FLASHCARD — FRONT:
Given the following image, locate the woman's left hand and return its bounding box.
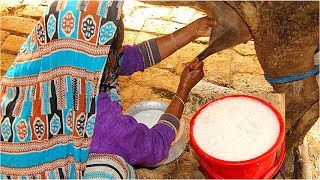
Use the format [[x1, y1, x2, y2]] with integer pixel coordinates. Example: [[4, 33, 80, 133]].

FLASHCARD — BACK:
[[190, 16, 217, 38]]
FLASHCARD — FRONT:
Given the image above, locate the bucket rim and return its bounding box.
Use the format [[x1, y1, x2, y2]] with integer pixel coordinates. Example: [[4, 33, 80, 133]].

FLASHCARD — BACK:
[[190, 94, 285, 167]]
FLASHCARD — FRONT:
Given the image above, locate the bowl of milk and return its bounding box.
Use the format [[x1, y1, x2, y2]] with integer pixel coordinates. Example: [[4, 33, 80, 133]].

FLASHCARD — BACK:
[[190, 95, 285, 179], [125, 100, 188, 166]]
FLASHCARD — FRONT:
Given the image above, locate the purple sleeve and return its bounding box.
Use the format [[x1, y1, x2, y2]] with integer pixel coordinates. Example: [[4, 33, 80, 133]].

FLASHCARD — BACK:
[[120, 44, 145, 76], [90, 92, 175, 166], [120, 39, 161, 76]]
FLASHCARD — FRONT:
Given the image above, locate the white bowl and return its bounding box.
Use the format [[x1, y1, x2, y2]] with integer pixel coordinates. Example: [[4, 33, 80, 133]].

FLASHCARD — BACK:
[[125, 100, 187, 166]]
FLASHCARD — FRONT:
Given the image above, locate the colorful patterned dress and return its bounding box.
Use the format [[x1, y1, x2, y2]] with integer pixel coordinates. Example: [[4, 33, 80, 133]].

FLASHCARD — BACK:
[[0, 0, 125, 178], [0, 0, 181, 179]]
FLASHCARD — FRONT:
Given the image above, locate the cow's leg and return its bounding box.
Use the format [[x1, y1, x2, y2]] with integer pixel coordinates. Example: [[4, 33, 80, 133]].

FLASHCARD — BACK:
[[251, 2, 319, 151], [255, 41, 318, 179], [260, 53, 318, 150]]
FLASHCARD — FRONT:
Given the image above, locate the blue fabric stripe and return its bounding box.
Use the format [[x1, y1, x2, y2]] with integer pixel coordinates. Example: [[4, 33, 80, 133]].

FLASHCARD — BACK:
[[85, 81, 93, 113], [97, 0, 108, 18], [0, 143, 89, 168], [48, 170, 56, 179], [68, 163, 76, 179], [264, 65, 319, 84], [63, 76, 73, 135], [41, 81, 51, 115], [4, 50, 108, 78], [84, 171, 115, 179]]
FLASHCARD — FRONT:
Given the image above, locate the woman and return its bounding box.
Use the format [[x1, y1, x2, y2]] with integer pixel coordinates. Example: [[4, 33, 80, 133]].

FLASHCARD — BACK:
[[0, 0, 215, 179]]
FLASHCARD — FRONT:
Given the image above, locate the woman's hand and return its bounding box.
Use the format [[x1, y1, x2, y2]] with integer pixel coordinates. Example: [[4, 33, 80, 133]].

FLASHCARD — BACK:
[[189, 16, 217, 38], [164, 59, 204, 120], [178, 59, 204, 92]]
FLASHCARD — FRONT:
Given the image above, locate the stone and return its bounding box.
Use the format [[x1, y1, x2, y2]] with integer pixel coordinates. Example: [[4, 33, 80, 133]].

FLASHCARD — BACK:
[[16, 5, 46, 18], [1, 31, 10, 45], [130, 6, 171, 20], [232, 41, 256, 56], [172, 42, 209, 74], [119, 67, 180, 99], [0, 0, 23, 8], [1, 53, 16, 70], [170, 6, 197, 24], [0, 6, 9, 16], [119, 74, 172, 111], [0, 16, 37, 34], [191, 11, 207, 21], [123, 31, 139, 45], [232, 73, 273, 92], [119, 72, 143, 87], [140, 67, 180, 93], [22, 0, 45, 6], [133, 1, 156, 8], [204, 59, 232, 86], [123, 0, 136, 16], [142, 19, 185, 35], [194, 36, 209, 44], [2, 35, 26, 53], [197, 49, 236, 86], [231, 55, 264, 74], [119, 83, 154, 111], [123, 15, 145, 31], [134, 32, 157, 44]]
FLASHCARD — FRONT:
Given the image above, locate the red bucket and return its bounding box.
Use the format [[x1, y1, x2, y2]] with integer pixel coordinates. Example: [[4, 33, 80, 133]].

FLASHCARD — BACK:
[[190, 95, 285, 179]]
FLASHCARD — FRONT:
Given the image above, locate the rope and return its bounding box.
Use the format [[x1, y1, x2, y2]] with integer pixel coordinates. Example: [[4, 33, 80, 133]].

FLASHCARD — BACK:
[[264, 65, 319, 84]]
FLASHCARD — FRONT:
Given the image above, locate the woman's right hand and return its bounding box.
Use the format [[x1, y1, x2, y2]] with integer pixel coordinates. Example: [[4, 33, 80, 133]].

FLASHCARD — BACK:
[[178, 59, 204, 92]]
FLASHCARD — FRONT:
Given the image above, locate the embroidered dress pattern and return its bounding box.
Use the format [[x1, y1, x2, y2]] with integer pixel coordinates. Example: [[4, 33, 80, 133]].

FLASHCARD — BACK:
[[16, 120, 28, 141], [82, 15, 96, 41], [61, 11, 75, 37], [0, 0, 122, 178], [37, 22, 46, 45], [47, 14, 57, 40], [99, 21, 117, 45]]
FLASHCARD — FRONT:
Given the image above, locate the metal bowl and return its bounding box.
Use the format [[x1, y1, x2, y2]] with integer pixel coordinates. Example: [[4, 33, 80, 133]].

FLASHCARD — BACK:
[[125, 100, 188, 166]]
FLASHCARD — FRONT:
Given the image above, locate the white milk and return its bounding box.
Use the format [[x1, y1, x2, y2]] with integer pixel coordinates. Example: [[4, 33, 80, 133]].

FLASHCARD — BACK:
[[134, 110, 164, 128], [193, 97, 280, 161]]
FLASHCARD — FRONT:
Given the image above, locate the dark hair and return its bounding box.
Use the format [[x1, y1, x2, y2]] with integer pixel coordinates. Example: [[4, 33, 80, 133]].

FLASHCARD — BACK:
[[99, 19, 124, 92]]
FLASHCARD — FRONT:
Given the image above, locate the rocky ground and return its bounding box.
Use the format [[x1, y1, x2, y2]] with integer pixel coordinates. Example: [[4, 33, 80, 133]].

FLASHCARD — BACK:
[[0, 0, 319, 178]]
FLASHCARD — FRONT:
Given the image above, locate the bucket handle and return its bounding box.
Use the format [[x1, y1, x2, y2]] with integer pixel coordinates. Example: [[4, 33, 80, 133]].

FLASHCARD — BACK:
[[263, 141, 286, 179]]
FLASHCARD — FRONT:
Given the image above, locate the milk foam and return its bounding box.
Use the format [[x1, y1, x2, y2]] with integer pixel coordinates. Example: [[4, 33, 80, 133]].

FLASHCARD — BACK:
[[134, 110, 164, 128], [193, 97, 280, 161]]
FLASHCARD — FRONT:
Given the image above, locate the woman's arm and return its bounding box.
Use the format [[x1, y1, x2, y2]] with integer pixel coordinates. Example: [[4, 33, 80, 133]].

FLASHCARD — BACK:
[[91, 60, 204, 166], [119, 17, 216, 76], [90, 92, 176, 166], [164, 60, 204, 119], [156, 17, 217, 60]]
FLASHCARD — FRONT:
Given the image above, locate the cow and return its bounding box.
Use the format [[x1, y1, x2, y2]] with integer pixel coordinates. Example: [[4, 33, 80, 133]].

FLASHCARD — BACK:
[[139, 1, 319, 179]]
